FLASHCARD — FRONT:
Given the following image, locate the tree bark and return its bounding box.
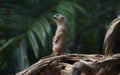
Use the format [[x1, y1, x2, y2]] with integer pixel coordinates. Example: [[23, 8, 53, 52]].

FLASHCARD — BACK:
[[16, 54, 120, 75]]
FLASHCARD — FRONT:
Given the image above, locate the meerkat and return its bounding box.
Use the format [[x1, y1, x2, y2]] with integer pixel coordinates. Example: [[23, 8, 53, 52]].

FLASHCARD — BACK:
[[52, 14, 66, 55], [70, 61, 94, 75], [103, 18, 120, 56]]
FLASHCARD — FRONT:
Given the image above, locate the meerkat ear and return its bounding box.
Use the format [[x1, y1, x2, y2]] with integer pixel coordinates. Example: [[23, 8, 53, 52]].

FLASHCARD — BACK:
[[61, 17, 64, 20]]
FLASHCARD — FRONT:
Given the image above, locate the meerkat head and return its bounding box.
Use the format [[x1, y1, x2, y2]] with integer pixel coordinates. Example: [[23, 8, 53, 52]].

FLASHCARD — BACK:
[[53, 14, 64, 25]]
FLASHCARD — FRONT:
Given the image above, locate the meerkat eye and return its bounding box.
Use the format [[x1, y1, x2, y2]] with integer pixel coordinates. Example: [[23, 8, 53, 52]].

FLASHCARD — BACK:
[[56, 14, 59, 17]]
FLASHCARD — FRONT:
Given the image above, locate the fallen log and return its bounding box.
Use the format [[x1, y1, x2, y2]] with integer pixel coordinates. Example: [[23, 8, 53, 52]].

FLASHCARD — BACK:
[[15, 53, 120, 75]]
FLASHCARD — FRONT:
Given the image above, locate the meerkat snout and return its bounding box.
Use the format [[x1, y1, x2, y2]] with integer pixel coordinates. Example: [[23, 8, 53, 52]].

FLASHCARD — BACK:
[[53, 14, 64, 24]]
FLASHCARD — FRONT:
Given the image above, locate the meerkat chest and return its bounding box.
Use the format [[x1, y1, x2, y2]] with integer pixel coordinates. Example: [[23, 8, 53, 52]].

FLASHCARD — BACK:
[[56, 25, 66, 34]]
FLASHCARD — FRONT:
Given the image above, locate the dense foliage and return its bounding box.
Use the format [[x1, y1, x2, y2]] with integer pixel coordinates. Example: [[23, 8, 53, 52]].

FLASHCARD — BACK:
[[0, 0, 119, 75]]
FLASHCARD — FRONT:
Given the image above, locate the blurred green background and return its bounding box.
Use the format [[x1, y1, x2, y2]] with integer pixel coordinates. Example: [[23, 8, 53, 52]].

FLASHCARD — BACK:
[[0, 0, 119, 75]]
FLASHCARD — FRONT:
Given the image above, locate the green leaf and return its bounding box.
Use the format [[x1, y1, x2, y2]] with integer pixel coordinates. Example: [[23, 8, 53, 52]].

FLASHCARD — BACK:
[[33, 25, 46, 47], [27, 31, 39, 58], [0, 34, 25, 67]]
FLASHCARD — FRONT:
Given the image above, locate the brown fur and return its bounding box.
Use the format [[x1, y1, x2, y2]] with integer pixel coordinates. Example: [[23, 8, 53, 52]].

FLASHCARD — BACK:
[[52, 14, 66, 55], [70, 61, 94, 75]]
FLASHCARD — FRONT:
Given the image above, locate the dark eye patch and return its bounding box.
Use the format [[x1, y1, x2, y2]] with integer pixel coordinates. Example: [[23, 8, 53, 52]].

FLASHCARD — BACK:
[[56, 14, 59, 17]]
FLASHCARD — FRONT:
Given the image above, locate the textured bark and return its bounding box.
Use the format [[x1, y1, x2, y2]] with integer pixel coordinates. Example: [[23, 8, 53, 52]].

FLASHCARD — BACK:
[[103, 18, 120, 56], [16, 54, 120, 75]]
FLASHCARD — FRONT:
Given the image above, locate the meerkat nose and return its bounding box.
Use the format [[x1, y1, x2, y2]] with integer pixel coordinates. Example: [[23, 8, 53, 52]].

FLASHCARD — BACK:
[[53, 16, 57, 19]]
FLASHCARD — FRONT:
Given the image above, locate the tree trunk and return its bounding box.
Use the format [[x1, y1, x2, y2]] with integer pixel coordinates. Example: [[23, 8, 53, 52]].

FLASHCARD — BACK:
[[16, 53, 120, 75]]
